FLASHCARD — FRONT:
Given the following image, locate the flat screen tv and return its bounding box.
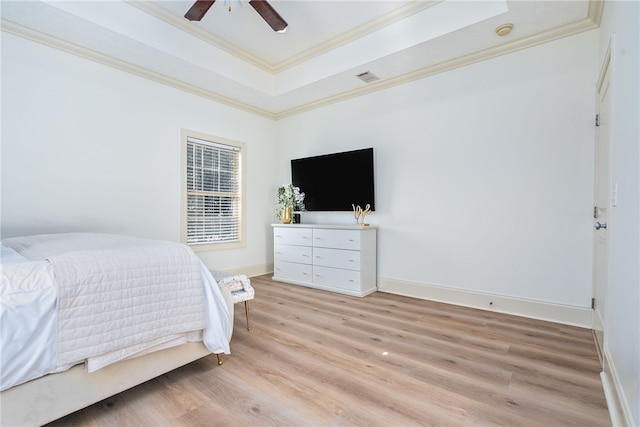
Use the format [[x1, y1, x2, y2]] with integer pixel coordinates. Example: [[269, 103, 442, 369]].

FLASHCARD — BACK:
[[291, 148, 375, 212]]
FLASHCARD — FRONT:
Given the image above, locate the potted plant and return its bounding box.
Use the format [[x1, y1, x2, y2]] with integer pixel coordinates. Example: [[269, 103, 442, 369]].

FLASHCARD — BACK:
[[277, 184, 304, 224]]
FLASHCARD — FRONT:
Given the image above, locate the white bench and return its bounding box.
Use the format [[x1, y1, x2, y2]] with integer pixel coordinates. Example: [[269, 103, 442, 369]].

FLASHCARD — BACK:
[[210, 270, 255, 331]]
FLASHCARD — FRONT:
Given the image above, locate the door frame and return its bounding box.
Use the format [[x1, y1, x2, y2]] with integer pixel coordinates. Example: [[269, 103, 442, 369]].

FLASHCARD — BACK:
[[592, 37, 612, 364]]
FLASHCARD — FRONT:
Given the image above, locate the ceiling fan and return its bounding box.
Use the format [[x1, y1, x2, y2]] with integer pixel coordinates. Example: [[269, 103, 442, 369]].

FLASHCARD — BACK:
[[184, 0, 288, 33]]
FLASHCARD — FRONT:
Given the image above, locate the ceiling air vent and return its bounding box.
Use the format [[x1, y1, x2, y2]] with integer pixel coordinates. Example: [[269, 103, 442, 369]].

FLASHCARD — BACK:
[[356, 71, 380, 83]]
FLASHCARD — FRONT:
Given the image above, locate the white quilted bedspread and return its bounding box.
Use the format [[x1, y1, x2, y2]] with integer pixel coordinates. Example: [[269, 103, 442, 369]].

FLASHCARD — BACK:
[[2, 233, 227, 374], [49, 241, 206, 366]]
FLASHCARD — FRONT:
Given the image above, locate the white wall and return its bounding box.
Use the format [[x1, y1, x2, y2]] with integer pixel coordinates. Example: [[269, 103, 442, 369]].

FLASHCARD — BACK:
[[598, 1, 640, 425], [0, 33, 278, 272], [277, 30, 599, 319], [0, 22, 604, 319]]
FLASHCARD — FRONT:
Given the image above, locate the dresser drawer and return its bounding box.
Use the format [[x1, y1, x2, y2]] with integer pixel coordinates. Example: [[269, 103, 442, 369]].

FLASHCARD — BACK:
[[313, 229, 360, 250], [274, 261, 312, 282], [313, 247, 360, 271], [273, 227, 312, 246], [274, 244, 312, 264], [312, 266, 361, 292]]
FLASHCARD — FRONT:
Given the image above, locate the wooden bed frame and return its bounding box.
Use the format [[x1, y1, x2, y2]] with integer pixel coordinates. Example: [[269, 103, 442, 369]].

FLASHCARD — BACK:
[[0, 289, 234, 426]]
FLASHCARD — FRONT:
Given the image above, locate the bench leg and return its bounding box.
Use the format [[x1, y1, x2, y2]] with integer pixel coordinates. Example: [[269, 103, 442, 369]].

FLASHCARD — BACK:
[[216, 354, 223, 365], [244, 300, 251, 331]]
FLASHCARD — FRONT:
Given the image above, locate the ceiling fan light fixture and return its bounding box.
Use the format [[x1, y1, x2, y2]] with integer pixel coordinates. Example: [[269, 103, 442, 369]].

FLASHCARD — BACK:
[[185, 0, 287, 32], [184, 0, 215, 21], [249, 0, 288, 32], [224, 0, 246, 13]]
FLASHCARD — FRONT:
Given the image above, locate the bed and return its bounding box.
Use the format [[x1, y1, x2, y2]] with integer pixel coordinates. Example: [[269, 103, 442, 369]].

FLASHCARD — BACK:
[[0, 232, 234, 426]]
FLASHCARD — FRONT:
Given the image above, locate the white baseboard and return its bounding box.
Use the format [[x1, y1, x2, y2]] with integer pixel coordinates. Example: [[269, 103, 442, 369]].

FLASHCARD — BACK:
[[601, 348, 636, 427], [224, 263, 273, 278], [377, 277, 592, 328]]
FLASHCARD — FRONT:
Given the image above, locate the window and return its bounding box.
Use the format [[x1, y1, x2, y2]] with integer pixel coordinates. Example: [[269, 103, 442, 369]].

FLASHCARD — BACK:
[[182, 130, 245, 250]]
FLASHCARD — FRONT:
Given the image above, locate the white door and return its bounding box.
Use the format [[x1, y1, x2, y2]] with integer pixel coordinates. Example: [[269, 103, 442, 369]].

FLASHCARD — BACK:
[[592, 48, 612, 363]]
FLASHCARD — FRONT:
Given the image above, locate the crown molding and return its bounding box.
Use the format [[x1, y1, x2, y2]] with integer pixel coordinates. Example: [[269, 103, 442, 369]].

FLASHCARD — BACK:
[[0, 19, 277, 120], [274, 17, 600, 120], [128, 0, 440, 74], [588, 0, 605, 25], [2, 9, 602, 122], [271, 0, 441, 73], [124, 1, 276, 73]]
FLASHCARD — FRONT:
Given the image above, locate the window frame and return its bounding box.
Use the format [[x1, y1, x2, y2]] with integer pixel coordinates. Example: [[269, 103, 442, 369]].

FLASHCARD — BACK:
[[181, 129, 246, 251]]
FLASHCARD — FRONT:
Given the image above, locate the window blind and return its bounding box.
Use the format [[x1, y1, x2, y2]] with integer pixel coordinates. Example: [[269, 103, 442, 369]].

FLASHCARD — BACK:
[[186, 137, 242, 245]]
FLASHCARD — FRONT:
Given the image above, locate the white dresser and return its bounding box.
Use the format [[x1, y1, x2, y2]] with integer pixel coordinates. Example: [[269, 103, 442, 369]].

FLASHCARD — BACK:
[[272, 224, 377, 297]]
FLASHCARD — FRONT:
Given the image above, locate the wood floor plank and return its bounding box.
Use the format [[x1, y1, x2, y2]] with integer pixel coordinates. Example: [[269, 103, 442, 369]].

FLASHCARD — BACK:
[[222, 337, 347, 423], [46, 275, 610, 426], [244, 315, 473, 425]]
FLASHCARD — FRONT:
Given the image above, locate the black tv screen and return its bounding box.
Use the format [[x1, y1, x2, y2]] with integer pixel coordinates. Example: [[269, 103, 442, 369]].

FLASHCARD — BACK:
[[291, 148, 375, 212]]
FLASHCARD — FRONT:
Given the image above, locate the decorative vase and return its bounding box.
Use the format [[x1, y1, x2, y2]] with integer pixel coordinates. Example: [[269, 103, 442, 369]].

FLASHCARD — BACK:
[[281, 207, 292, 224]]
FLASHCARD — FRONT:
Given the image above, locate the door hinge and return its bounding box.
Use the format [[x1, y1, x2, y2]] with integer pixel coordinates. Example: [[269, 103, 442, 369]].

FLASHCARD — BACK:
[[592, 298, 595, 309], [595, 114, 600, 127], [593, 206, 599, 219]]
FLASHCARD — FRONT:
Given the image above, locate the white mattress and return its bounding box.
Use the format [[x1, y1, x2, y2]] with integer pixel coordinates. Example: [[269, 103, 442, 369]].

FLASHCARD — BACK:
[[0, 235, 231, 391]]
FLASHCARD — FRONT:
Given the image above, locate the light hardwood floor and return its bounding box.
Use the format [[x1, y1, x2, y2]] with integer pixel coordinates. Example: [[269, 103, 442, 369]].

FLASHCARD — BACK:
[[47, 275, 610, 426]]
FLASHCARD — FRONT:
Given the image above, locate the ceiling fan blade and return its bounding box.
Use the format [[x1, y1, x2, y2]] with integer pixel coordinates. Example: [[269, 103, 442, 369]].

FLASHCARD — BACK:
[[184, 0, 215, 21], [248, 0, 288, 32]]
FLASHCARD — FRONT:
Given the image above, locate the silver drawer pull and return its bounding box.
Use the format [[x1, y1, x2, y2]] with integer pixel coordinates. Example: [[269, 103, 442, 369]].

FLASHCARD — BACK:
[[348, 239, 355, 242], [349, 279, 355, 282], [315, 274, 321, 277]]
